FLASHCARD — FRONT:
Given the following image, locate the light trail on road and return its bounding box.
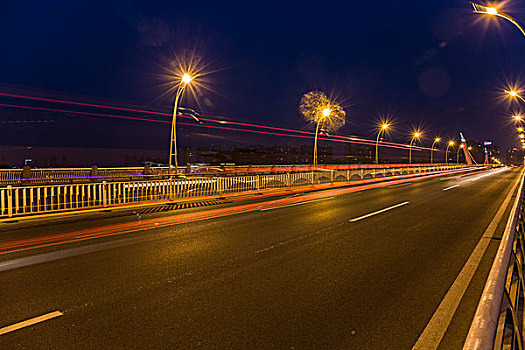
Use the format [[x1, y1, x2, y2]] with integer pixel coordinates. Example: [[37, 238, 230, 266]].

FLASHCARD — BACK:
[[0, 167, 483, 256]]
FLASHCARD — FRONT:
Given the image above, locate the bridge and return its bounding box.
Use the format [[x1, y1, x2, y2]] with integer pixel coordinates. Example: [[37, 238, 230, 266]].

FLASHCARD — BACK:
[[0, 163, 476, 185], [0, 163, 523, 349], [1, 164, 481, 219]]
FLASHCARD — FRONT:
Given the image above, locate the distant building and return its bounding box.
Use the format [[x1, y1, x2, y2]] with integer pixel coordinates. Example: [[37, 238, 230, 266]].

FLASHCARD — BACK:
[[506, 148, 523, 166], [344, 144, 373, 164]]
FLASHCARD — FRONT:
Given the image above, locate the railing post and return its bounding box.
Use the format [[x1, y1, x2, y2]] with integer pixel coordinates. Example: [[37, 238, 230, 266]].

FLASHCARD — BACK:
[[21, 165, 31, 186], [287, 173, 291, 187], [102, 181, 108, 207], [90, 165, 98, 181], [7, 185, 13, 217]]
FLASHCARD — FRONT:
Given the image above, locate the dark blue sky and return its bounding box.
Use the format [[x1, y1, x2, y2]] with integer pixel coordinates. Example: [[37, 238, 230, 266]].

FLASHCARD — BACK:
[[2, 0, 525, 150]]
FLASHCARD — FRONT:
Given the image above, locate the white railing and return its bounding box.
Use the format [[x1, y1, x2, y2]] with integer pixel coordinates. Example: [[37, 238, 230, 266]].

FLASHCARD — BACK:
[[0, 165, 479, 219], [463, 172, 525, 350], [0, 167, 172, 186], [0, 163, 479, 186]]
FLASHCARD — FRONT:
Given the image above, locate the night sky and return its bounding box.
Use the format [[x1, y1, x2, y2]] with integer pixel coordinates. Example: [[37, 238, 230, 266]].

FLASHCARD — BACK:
[[2, 0, 525, 153]]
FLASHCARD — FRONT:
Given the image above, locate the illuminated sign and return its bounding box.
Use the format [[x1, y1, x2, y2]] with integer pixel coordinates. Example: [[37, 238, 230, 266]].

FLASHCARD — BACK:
[[484, 141, 492, 145]]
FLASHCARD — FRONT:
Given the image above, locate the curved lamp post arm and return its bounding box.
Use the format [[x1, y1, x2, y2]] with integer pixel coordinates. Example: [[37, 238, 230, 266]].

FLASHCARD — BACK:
[[409, 139, 414, 164], [313, 121, 322, 167], [169, 84, 187, 173], [430, 140, 437, 164], [471, 2, 525, 37], [513, 93, 525, 104], [375, 131, 383, 165]]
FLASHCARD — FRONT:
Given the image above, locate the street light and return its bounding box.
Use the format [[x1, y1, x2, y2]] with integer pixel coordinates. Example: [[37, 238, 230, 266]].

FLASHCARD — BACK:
[[457, 144, 465, 163], [375, 123, 389, 164], [312, 107, 332, 167], [299, 91, 345, 168], [445, 141, 455, 164], [409, 131, 422, 164], [518, 127, 524, 132], [169, 73, 195, 173], [430, 137, 440, 164], [506, 90, 525, 104], [471, 2, 525, 37], [515, 115, 524, 122]]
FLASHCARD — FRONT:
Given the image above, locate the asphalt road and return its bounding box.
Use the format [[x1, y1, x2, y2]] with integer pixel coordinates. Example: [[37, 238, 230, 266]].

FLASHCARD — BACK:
[[0, 167, 521, 349]]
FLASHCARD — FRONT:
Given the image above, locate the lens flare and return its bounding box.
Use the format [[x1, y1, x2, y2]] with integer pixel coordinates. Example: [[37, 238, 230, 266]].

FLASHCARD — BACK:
[[299, 91, 345, 133]]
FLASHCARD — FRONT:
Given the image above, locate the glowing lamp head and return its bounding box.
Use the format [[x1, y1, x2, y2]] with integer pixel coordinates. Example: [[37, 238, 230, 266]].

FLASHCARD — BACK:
[[514, 115, 523, 121], [460, 144, 464, 148], [468, 146, 472, 150], [486, 7, 498, 15], [509, 90, 519, 97], [520, 134, 525, 138], [518, 127, 524, 132], [414, 132, 421, 138], [449, 141, 455, 146], [381, 123, 389, 130], [181, 73, 193, 84], [322, 108, 331, 117], [435, 137, 440, 142]]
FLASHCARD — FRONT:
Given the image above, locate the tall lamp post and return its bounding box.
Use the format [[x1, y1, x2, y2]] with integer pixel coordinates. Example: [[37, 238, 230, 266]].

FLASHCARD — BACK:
[[445, 141, 454, 164], [430, 137, 440, 164], [375, 123, 389, 164], [409, 131, 421, 164], [456, 144, 464, 163], [169, 73, 194, 173], [471, 2, 525, 37], [313, 108, 331, 167]]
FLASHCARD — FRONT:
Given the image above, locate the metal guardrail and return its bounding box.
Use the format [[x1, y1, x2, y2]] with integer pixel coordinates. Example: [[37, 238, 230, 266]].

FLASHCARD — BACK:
[[0, 165, 473, 219], [0, 166, 169, 186], [464, 172, 525, 349], [0, 163, 477, 186]]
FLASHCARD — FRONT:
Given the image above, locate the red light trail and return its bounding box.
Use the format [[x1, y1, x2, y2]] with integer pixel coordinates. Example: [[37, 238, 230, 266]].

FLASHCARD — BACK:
[[0, 92, 435, 151], [0, 102, 429, 152], [0, 166, 481, 256]]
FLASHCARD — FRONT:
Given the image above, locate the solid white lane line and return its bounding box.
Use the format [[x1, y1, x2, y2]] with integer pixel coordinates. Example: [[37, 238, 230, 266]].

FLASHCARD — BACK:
[[255, 235, 310, 254], [259, 197, 334, 211], [412, 169, 522, 350], [388, 183, 410, 188], [349, 201, 410, 222], [443, 185, 459, 191], [0, 311, 63, 335]]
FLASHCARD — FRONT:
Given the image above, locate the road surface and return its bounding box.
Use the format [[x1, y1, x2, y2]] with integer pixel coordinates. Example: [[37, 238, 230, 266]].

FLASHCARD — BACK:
[[0, 166, 521, 349]]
